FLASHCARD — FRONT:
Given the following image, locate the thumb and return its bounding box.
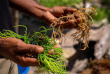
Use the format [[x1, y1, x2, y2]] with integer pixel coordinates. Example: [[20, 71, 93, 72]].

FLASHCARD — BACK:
[[42, 11, 57, 24], [24, 44, 44, 54], [63, 7, 77, 14]]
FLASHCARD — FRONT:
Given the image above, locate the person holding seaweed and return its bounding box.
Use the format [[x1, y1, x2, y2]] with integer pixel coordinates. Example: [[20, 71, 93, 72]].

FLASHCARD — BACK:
[[0, 0, 80, 74]]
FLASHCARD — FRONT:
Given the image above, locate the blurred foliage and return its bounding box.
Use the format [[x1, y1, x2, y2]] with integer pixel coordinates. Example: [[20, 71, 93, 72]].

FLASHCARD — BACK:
[[93, 7, 107, 21], [101, 0, 110, 22], [37, 0, 82, 7], [93, 7, 110, 23], [36, 0, 110, 23], [101, 0, 110, 5], [106, 9, 110, 23]]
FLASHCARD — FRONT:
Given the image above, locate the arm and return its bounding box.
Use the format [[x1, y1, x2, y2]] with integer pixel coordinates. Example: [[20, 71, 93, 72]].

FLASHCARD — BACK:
[[9, 0, 50, 22], [9, 0, 79, 28]]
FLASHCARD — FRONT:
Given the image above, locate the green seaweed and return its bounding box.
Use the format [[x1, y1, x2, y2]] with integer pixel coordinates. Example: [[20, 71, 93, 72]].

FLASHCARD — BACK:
[[0, 25, 67, 74]]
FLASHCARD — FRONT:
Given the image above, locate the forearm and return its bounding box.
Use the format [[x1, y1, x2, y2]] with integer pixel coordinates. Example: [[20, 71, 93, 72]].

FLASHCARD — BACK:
[[9, 0, 50, 20]]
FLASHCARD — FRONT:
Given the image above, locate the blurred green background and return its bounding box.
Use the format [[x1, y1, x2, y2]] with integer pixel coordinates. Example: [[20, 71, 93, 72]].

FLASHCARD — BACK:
[[37, 0, 110, 23]]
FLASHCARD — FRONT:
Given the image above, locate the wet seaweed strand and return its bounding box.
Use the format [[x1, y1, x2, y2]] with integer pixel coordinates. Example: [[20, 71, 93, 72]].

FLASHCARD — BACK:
[[50, 7, 97, 50], [0, 26, 67, 74]]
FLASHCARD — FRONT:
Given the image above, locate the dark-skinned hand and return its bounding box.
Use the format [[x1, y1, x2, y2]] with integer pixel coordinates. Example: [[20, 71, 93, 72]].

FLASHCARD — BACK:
[[0, 37, 44, 67], [42, 6, 80, 29]]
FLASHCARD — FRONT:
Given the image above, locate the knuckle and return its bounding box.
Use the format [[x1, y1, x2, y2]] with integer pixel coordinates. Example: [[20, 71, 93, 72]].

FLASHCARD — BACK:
[[16, 44, 24, 50], [42, 11, 50, 17]]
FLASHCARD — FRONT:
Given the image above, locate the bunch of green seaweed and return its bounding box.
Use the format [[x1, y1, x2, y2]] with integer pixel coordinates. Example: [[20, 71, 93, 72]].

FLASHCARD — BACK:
[[0, 25, 67, 74]]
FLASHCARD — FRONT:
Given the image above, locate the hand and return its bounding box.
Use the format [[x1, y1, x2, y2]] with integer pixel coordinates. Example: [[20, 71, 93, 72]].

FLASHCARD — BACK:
[[49, 6, 77, 18], [0, 37, 44, 67], [42, 6, 80, 28]]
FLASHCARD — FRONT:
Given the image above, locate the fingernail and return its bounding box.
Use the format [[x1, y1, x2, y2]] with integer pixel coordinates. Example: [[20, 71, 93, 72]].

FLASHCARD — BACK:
[[36, 46, 44, 54]]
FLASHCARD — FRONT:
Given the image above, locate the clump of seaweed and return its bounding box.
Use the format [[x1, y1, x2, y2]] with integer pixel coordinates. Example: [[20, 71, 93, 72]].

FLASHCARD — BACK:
[[0, 26, 67, 74], [50, 7, 97, 50]]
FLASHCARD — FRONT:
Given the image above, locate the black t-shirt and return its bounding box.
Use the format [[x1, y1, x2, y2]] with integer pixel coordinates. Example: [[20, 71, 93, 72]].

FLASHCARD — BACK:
[[0, 0, 15, 58], [0, 0, 15, 32]]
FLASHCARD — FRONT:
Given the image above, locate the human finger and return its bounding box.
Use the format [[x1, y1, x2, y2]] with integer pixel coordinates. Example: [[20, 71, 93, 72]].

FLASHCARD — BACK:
[[16, 44, 44, 55], [48, 49, 55, 55], [60, 20, 76, 29], [54, 44, 61, 48], [16, 56, 39, 67], [48, 44, 61, 55], [42, 11, 57, 24], [63, 7, 77, 14], [24, 44, 44, 54], [58, 18, 82, 29]]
